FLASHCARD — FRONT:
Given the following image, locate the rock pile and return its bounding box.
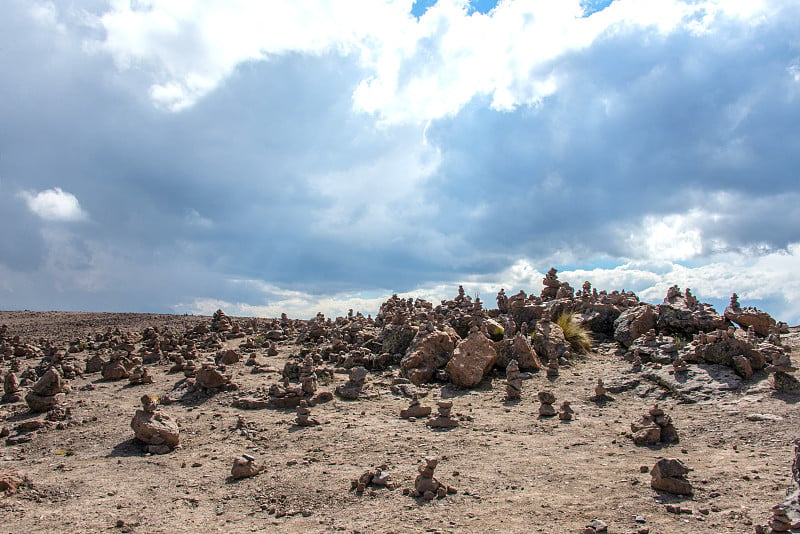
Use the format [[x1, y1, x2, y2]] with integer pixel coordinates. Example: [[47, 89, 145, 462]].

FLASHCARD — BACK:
[[558, 400, 574, 421], [130, 394, 180, 454], [2, 372, 22, 403], [767, 354, 800, 392], [400, 396, 432, 419], [631, 405, 679, 446], [294, 400, 319, 427], [335, 366, 367, 400], [538, 390, 556, 417], [25, 368, 65, 412], [406, 457, 456, 500], [195, 362, 231, 389], [650, 458, 692, 495], [505, 360, 522, 400], [426, 400, 459, 429]]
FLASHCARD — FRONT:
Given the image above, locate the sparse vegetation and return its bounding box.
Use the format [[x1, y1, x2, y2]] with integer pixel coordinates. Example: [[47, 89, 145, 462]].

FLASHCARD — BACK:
[[556, 311, 593, 354]]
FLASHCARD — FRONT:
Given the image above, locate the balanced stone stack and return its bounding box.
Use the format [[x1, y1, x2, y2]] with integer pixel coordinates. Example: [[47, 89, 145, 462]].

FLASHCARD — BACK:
[[25, 368, 65, 412], [400, 397, 432, 419], [632, 404, 679, 446], [558, 401, 574, 421], [767, 354, 800, 392], [299, 355, 318, 395], [195, 362, 230, 389], [538, 390, 556, 417], [335, 366, 367, 400], [130, 394, 180, 454], [2, 372, 22, 403], [505, 360, 522, 400], [426, 400, 459, 428], [294, 400, 319, 427], [407, 457, 456, 500]]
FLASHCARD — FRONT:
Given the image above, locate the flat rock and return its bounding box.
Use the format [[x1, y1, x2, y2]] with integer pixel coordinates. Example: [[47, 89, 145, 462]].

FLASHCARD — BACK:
[[642, 363, 745, 403]]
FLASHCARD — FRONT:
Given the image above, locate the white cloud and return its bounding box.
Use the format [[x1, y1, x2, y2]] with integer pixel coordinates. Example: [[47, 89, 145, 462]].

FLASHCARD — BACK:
[[19, 187, 88, 222], [89, 0, 773, 119]]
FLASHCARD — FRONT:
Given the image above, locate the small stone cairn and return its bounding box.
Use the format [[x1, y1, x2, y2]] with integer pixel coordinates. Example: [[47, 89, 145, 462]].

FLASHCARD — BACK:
[[25, 368, 65, 413], [195, 362, 231, 389], [538, 390, 556, 417], [2, 372, 22, 403], [505, 360, 522, 400], [426, 401, 459, 429], [130, 394, 180, 454], [294, 400, 319, 427], [400, 396, 432, 419], [650, 458, 692, 495], [335, 366, 367, 400], [405, 457, 457, 500], [558, 400, 574, 421], [546, 359, 560, 379], [767, 353, 800, 392], [631, 404, 679, 446]]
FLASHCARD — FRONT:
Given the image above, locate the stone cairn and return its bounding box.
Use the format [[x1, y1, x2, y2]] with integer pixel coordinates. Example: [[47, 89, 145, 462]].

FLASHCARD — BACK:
[[759, 505, 800, 533], [591, 378, 611, 401], [538, 390, 556, 417], [231, 454, 260, 480], [426, 401, 459, 429], [299, 355, 318, 396], [505, 360, 522, 400], [767, 353, 800, 392], [546, 358, 560, 379], [2, 372, 22, 403], [195, 362, 231, 389], [335, 366, 367, 400], [558, 400, 574, 421], [25, 368, 65, 413], [128, 365, 154, 385], [650, 458, 692, 495], [294, 400, 319, 427], [405, 457, 457, 500], [672, 354, 689, 372], [130, 394, 180, 454], [400, 395, 432, 419], [351, 465, 396, 493], [631, 404, 679, 446]]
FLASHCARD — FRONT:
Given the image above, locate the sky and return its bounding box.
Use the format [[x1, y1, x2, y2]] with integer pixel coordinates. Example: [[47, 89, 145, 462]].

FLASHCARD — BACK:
[[2, 0, 800, 323]]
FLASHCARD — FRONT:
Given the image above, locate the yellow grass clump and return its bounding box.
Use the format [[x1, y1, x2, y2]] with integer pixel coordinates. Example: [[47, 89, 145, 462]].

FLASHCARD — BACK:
[[556, 311, 593, 354]]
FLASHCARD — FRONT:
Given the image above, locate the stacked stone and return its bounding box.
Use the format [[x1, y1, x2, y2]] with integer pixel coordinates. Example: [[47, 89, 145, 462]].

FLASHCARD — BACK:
[[101, 351, 134, 380], [672, 354, 689, 372], [593, 379, 608, 399], [335, 366, 367, 400], [767, 354, 800, 392], [408, 457, 456, 500], [558, 401, 574, 421], [650, 458, 692, 495], [546, 359, 560, 379], [130, 394, 180, 454], [25, 368, 65, 413], [2, 372, 22, 403], [426, 401, 459, 428], [400, 396, 432, 419], [767, 505, 798, 533], [294, 400, 319, 427], [541, 267, 560, 300], [538, 390, 556, 417], [632, 404, 679, 446], [299, 355, 318, 395], [128, 366, 153, 385], [505, 360, 522, 400]]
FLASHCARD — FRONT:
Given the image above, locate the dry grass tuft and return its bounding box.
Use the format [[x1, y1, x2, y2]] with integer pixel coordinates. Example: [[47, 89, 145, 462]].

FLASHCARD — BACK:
[[556, 311, 593, 354]]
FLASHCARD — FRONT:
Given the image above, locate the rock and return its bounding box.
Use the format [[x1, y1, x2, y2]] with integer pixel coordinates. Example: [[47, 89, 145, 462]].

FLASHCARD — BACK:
[[85, 353, 107, 374], [614, 304, 657, 348], [231, 454, 260, 479], [642, 364, 744, 403], [335, 366, 368, 400], [505, 360, 522, 400], [400, 398, 432, 419], [25, 391, 65, 412], [426, 401, 459, 429], [656, 286, 728, 337], [32, 368, 62, 396], [650, 458, 692, 495], [446, 330, 497, 388], [532, 319, 568, 363], [558, 400, 574, 421], [232, 397, 270, 410], [0, 470, 24, 496], [401, 329, 458, 385], [724, 294, 776, 336], [410, 457, 456, 499], [196, 363, 230, 389]]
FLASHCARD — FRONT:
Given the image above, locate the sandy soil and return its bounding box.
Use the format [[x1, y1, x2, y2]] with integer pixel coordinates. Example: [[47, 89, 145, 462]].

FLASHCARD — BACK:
[[1, 311, 798, 534]]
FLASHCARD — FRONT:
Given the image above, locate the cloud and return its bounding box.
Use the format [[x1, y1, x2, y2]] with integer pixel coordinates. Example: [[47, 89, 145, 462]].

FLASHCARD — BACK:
[[19, 187, 88, 222]]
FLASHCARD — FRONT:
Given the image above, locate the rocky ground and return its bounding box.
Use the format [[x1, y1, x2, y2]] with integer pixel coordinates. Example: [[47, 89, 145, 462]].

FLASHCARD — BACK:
[[1, 280, 799, 533]]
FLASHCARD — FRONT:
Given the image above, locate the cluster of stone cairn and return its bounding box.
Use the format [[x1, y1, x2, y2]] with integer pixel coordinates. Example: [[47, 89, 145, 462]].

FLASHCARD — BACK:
[[631, 404, 679, 446], [403, 457, 457, 500]]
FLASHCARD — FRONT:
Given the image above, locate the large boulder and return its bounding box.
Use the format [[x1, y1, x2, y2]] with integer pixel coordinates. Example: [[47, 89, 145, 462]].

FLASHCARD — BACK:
[[614, 304, 657, 347], [32, 368, 63, 396], [401, 328, 458, 385], [493, 333, 542, 371], [650, 458, 692, 495], [446, 331, 498, 388], [724, 304, 775, 337]]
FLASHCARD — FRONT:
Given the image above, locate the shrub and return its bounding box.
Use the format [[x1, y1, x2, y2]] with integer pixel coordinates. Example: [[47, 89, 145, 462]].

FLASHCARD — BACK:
[[556, 312, 593, 354]]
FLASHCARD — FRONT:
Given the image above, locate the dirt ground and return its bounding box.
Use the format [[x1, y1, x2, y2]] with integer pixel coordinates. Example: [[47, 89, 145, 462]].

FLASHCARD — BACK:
[[1, 311, 798, 534]]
